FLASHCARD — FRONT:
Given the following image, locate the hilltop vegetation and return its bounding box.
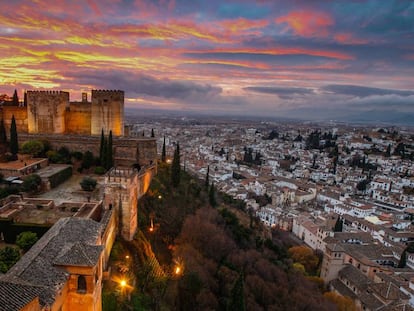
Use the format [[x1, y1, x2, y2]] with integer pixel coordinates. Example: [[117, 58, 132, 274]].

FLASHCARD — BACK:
[[103, 163, 337, 310]]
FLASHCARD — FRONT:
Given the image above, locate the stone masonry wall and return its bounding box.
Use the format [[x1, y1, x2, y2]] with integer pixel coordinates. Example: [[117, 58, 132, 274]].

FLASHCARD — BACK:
[[91, 90, 124, 136], [19, 134, 157, 167], [27, 91, 69, 134], [65, 102, 92, 135], [0, 106, 28, 137]]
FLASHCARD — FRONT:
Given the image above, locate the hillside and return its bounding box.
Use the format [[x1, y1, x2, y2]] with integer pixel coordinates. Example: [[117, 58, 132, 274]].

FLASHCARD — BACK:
[[103, 163, 339, 310]]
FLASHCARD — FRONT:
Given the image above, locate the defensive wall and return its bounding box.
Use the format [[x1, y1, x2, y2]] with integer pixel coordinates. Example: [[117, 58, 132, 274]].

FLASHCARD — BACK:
[[18, 133, 158, 167], [0, 89, 124, 137]]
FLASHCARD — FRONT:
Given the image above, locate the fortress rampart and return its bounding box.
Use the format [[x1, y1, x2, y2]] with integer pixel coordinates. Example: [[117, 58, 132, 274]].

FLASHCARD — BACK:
[[1, 89, 124, 137]]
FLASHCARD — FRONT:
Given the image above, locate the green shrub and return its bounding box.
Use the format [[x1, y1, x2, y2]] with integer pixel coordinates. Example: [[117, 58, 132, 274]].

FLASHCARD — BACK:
[[71, 151, 83, 161], [21, 140, 44, 157], [0, 246, 20, 273], [94, 166, 106, 175], [22, 174, 42, 193], [16, 231, 38, 252], [80, 177, 97, 191]]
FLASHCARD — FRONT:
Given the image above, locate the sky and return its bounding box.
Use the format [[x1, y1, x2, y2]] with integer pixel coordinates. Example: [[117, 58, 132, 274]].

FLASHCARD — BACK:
[[0, 0, 414, 123]]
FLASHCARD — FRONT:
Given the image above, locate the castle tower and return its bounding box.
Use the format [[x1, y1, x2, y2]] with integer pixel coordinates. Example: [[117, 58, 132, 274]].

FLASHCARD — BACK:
[[27, 90, 69, 134], [91, 90, 124, 136], [104, 167, 139, 241]]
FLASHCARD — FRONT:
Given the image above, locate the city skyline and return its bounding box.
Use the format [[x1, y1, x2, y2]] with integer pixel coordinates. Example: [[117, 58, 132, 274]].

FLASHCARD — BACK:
[[1, 0, 413, 123]]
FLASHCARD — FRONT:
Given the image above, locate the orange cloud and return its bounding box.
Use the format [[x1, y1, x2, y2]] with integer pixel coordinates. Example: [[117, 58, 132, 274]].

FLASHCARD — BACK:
[[216, 17, 269, 36], [185, 59, 271, 70], [276, 10, 334, 37], [334, 33, 368, 45]]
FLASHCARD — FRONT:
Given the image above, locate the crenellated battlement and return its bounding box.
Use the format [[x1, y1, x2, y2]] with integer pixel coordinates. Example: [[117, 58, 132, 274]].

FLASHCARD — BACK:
[[92, 89, 124, 93], [21, 89, 124, 136], [27, 90, 69, 95]]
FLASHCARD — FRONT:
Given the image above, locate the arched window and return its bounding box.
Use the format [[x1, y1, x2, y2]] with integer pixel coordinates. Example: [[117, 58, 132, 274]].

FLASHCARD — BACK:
[[77, 275, 87, 293]]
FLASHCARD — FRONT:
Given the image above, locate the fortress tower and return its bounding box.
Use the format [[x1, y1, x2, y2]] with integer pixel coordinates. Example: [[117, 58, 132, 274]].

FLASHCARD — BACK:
[[91, 90, 124, 136], [27, 91, 69, 134], [104, 166, 155, 241]]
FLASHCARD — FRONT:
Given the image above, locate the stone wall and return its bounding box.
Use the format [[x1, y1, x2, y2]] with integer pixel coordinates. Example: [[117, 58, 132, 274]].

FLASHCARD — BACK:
[[104, 164, 156, 241], [2, 89, 124, 137], [1, 106, 28, 137], [27, 91, 69, 134], [91, 90, 124, 136], [65, 102, 92, 135], [18, 134, 158, 167]]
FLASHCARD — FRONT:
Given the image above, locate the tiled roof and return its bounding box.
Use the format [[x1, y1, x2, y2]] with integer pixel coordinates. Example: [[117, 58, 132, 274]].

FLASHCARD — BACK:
[[339, 265, 371, 289], [0, 278, 44, 311], [54, 242, 102, 267], [370, 282, 409, 301], [0, 217, 103, 308]]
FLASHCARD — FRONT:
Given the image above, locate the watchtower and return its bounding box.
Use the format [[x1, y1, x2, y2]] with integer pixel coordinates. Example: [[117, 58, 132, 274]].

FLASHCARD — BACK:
[[91, 90, 124, 136], [27, 90, 69, 134]]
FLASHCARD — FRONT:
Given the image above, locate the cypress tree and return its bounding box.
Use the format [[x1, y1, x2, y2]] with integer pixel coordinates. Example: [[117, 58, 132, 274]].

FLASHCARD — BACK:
[[161, 136, 166, 162], [229, 273, 245, 311], [12, 90, 18, 106], [101, 137, 108, 170], [398, 249, 407, 268], [99, 129, 105, 165], [171, 143, 181, 187], [107, 130, 113, 169], [386, 144, 391, 157], [151, 128, 155, 137], [205, 165, 210, 189], [0, 119, 7, 143], [333, 216, 343, 232], [10, 115, 18, 156], [209, 182, 217, 207]]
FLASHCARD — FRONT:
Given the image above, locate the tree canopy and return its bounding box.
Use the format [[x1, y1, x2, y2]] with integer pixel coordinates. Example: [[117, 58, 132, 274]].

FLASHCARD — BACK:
[[16, 231, 38, 252], [21, 140, 44, 157], [0, 246, 20, 273]]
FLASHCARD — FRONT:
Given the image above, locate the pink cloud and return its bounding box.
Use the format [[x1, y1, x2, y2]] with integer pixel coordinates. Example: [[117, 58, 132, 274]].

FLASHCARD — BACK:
[[334, 32, 368, 45], [276, 10, 334, 37]]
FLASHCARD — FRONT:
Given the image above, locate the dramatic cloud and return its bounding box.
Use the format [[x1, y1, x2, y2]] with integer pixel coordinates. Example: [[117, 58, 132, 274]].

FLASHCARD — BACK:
[[0, 0, 413, 124], [276, 10, 334, 37], [322, 85, 414, 97], [244, 86, 313, 99]]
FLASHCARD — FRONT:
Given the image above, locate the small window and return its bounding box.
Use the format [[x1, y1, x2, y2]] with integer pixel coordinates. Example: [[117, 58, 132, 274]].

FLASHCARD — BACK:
[[77, 275, 87, 293]]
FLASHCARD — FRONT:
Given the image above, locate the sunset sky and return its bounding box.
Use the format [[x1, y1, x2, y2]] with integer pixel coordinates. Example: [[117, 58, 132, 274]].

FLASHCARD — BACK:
[[1, 0, 413, 122]]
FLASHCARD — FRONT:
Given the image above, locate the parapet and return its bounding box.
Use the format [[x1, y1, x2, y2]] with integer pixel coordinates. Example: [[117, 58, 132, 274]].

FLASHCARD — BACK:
[[92, 90, 124, 95], [27, 90, 69, 95]]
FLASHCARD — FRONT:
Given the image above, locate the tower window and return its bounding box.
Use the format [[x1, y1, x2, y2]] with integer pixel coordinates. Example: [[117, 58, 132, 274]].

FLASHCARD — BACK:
[[77, 275, 87, 293]]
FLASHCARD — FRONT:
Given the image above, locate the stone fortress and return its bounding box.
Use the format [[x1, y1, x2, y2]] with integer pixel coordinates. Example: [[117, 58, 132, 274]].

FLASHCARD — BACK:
[[0, 89, 158, 311], [1, 90, 156, 167], [2, 89, 124, 136]]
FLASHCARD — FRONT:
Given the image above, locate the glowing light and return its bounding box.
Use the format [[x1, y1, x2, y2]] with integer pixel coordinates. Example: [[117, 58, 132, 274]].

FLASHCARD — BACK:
[[158, 195, 162, 199], [173, 258, 184, 277], [125, 255, 129, 259], [120, 279, 127, 287]]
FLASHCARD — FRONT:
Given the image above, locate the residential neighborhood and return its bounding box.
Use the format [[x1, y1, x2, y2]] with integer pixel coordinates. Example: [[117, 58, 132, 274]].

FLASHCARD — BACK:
[[133, 115, 414, 310]]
